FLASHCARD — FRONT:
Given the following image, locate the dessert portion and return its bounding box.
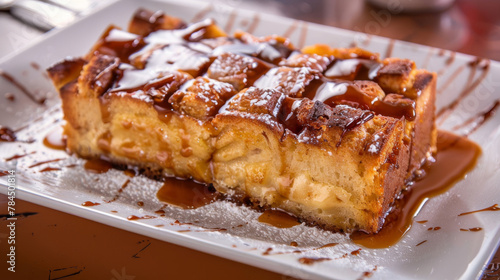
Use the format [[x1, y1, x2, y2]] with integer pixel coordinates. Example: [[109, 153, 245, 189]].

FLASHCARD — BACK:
[[47, 8, 437, 233]]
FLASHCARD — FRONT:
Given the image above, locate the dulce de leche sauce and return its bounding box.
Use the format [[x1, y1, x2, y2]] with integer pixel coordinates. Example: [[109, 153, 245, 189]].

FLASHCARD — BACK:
[[351, 131, 481, 248]]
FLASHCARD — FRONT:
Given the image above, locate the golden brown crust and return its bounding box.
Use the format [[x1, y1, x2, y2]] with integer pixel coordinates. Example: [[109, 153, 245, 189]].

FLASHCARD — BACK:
[[78, 55, 119, 98], [47, 58, 86, 90], [128, 8, 186, 36], [375, 58, 416, 94], [169, 77, 237, 119]]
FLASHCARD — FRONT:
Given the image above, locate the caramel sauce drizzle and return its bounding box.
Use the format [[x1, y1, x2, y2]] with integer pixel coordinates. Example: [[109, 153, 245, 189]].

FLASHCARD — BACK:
[[362, 266, 378, 278], [28, 158, 63, 168], [106, 179, 131, 203], [257, 209, 301, 228], [298, 257, 331, 265], [436, 51, 456, 77], [5, 93, 15, 101], [437, 64, 466, 95], [123, 169, 137, 177], [39, 167, 61, 173], [384, 39, 395, 59], [351, 248, 362, 256], [315, 243, 338, 250], [416, 240, 427, 246], [460, 227, 483, 232], [156, 177, 218, 209], [259, 242, 339, 256], [81, 201, 100, 207], [282, 21, 299, 38], [127, 215, 156, 220], [297, 21, 308, 49], [421, 48, 435, 69], [84, 17, 420, 139], [0, 69, 46, 104], [437, 58, 490, 121], [451, 100, 500, 136], [43, 126, 66, 151], [350, 131, 481, 249], [0, 125, 33, 143], [246, 13, 260, 34], [190, 4, 213, 23], [84, 158, 113, 174], [0, 126, 17, 142], [30, 62, 41, 71], [224, 10, 237, 33], [458, 204, 500, 216], [4, 151, 36, 161]]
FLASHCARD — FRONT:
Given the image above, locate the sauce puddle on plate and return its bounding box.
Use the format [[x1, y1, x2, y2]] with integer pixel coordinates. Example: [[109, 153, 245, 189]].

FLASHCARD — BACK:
[[350, 131, 481, 248], [258, 209, 301, 228], [84, 158, 113, 174], [156, 177, 218, 209], [0, 126, 17, 142], [43, 126, 66, 150]]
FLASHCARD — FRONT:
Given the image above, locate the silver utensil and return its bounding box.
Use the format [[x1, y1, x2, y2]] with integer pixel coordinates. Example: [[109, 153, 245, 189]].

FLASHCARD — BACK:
[[0, 0, 15, 10], [1, 0, 77, 31], [0, 0, 16, 11]]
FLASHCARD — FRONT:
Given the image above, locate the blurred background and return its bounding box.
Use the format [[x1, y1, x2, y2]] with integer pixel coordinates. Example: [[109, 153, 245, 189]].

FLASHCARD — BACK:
[[1, 0, 499, 61]]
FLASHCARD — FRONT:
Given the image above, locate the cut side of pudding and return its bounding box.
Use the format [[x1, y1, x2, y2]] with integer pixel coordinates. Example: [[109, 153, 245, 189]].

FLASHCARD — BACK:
[[47, 8, 437, 233]]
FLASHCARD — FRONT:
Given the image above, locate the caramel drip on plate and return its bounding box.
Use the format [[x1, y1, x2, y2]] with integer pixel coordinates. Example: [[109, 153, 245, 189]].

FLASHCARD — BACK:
[[437, 58, 490, 120], [30, 62, 41, 70], [39, 167, 61, 173], [28, 158, 63, 168], [298, 257, 331, 265], [156, 177, 218, 209], [315, 243, 338, 250], [282, 21, 299, 38], [384, 39, 395, 59], [4, 151, 36, 161], [0, 126, 17, 142], [82, 201, 100, 207], [460, 227, 483, 232], [350, 131, 481, 249], [224, 10, 237, 33], [190, 4, 213, 23], [246, 13, 260, 34], [106, 179, 131, 203], [84, 158, 113, 174], [298, 21, 308, 49], [351, 248, 362, 256], [127, 215, 156, 220], [0, 69, 46, 104], [43, 126, 66, 151], [452, 100, 500, 136], [416, 240, 427, 246], [458, 204, 500, 216], [258, 209, 301, 229]]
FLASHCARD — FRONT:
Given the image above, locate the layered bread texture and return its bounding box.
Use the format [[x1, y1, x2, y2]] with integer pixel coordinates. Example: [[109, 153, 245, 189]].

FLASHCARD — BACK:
[[47, 9, 437, 233]]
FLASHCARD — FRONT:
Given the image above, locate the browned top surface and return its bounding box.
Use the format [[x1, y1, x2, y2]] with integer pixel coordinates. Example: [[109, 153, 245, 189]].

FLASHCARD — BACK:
[[49, 8, 430, 145]]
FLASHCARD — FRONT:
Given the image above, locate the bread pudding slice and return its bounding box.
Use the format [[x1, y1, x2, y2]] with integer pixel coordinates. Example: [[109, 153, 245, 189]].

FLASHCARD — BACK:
[[47, 8, 437, 233]]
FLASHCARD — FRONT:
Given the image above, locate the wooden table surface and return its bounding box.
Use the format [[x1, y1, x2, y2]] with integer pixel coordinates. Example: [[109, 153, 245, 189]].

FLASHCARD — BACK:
[[0, 0, 499, 279]]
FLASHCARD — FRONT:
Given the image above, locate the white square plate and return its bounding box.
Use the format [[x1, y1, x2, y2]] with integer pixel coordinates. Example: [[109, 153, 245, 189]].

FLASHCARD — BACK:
[[1, 0, 500, 279]]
